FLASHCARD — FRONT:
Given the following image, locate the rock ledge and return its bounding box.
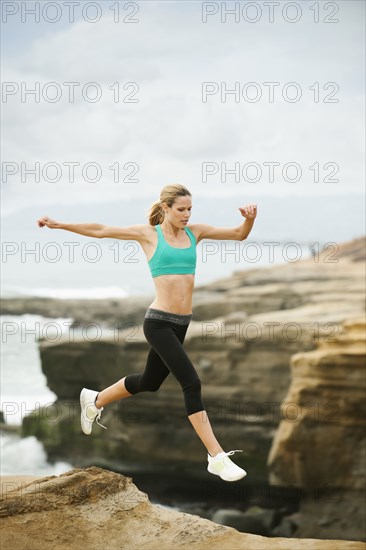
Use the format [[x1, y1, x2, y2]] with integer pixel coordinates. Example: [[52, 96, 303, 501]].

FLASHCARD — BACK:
[[1, 467, 364, 550]]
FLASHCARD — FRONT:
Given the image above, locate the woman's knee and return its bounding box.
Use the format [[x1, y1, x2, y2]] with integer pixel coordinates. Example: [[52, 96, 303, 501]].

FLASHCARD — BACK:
[[143, 382, 161, 392], [136, 376, 163, 392], [125, 374, 161, 393]]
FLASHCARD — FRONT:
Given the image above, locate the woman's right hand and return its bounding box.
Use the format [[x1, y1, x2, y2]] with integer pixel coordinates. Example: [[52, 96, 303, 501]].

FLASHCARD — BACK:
[[37, 216, 59, 229]]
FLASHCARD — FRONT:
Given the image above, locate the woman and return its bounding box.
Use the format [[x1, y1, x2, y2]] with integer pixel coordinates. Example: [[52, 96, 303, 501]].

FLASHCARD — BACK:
[[37, 184, 257, 482]]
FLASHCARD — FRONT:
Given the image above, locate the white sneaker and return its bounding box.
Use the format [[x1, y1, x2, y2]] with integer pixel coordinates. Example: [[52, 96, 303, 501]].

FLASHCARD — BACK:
[[207, 449, 247, 482], [80, 388, 108, 435]]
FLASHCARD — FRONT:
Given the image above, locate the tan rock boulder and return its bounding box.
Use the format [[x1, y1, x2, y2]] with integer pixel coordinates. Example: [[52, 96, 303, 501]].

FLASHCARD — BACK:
[[268, 316, 366, 490], [1, 467, 364, 550], [267, 316, 366, 540]]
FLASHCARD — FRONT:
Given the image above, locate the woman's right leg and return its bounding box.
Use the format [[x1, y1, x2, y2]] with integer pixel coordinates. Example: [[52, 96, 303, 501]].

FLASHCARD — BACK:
[[95, 376, 132, 408], [95, 346, 170, 408]]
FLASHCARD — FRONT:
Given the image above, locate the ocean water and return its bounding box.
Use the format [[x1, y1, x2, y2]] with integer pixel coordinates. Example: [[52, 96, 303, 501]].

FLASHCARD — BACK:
[[0, 313, 119, 425], [0, 314, 76, 476], [0, 314, 89, 475], [0, 314, 69, 426], [0, 433, 72, 476]]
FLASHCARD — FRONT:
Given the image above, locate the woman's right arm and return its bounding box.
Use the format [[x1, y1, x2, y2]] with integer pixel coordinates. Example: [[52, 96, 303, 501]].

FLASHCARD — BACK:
[[37, 216, 148, 241], [37, 216, 104, 237]]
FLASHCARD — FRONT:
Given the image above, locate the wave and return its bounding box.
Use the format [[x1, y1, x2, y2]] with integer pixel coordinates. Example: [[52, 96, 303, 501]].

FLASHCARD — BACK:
[[0, 433, 72, 476]]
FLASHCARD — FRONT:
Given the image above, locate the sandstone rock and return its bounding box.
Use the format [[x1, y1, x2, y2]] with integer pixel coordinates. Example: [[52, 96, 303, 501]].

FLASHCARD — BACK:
[[267, 316, 366, 490], [1, 467, 364, 550], [267, 316, 366, 541]]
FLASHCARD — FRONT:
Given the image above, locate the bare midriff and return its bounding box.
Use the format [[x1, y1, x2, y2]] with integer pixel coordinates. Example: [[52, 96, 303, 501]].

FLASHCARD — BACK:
[[148, 274, 195, 315]]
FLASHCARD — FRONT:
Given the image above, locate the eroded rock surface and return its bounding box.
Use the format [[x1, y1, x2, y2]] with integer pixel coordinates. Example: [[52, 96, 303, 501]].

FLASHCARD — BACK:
[[1, 467, 364, 550]]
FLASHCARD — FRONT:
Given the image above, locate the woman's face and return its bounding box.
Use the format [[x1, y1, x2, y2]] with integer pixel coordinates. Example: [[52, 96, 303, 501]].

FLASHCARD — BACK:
[[164, 196, 192, 228]]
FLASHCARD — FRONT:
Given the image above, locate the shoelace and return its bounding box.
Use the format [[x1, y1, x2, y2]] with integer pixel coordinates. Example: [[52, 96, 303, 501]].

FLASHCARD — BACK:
[[95, 408, 108, 430], [219, 449, 243, 468], [209, 449, 243, 460], [225, 449, 243, 456]]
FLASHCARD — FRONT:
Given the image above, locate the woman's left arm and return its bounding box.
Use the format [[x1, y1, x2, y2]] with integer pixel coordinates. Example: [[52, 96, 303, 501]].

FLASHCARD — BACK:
[[237, 203, 257, 240], [189, 203, 257, 243]]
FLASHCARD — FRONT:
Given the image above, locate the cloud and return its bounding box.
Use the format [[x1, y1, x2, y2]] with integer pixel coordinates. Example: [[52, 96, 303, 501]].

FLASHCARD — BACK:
[[1, 1, 364, 215]]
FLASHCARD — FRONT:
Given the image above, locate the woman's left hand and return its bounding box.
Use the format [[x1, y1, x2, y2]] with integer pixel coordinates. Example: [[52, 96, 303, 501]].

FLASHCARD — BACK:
[[238, 204, 257, 219]]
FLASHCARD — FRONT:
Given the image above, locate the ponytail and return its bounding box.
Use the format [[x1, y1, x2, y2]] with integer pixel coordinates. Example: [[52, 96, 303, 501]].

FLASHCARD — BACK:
[[147, 200, 165, 226]]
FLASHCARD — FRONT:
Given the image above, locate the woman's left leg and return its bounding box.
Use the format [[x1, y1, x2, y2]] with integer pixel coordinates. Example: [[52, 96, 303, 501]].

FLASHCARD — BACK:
[[187, 410, 223, 457], [142, 317, 224, 456]]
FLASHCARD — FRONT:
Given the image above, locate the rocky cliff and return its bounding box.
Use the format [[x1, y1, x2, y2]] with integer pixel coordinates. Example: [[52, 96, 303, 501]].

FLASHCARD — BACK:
[[267, 316, 366, 541], [1, 467, 364, 550]]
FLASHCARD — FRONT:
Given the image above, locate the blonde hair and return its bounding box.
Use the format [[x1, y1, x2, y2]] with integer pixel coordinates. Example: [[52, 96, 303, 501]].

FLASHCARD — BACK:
[[147, 184, 192, 226]]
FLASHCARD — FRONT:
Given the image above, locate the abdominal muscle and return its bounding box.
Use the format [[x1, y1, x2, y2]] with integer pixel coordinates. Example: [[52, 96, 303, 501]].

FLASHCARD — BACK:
[[148, 274, 195, 315]]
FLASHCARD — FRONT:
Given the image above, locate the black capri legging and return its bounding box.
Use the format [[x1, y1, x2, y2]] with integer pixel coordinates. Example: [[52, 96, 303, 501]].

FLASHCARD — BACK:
[[124, 308, 206, 416]]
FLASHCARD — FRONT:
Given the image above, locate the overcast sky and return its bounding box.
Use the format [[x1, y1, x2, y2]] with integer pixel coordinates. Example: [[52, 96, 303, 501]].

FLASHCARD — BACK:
[[1, 1, 365, 217]]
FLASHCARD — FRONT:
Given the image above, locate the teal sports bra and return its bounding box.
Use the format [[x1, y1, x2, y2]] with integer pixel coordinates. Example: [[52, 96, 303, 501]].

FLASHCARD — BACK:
[[148, 224, 197, 278]]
